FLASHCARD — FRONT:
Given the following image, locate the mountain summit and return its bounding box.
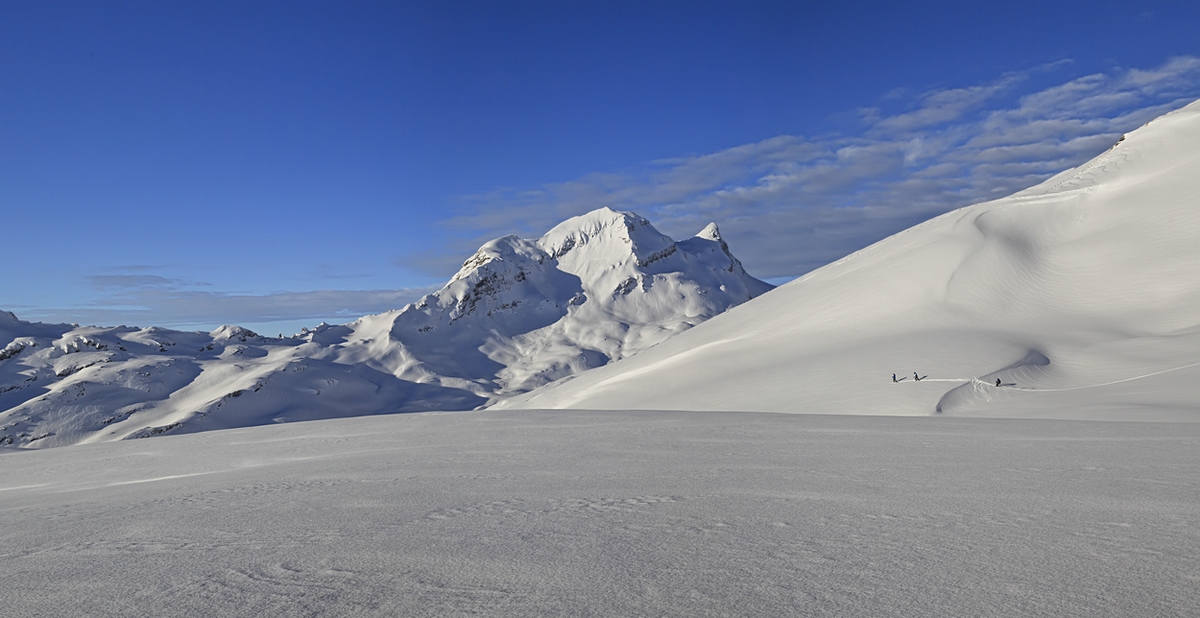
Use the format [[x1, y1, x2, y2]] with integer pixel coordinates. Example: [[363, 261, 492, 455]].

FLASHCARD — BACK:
[[0, 208, 770, 448], [360, 207, 773, 397]]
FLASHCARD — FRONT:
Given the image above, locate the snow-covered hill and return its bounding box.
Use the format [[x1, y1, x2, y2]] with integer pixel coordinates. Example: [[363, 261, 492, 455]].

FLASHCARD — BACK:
[[497, 100, 1200, 421], [0, 209, 770, 448]]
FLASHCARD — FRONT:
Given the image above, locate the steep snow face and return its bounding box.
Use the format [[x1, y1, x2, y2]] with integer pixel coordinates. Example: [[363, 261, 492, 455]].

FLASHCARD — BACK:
[[0, 209, 771, 448], [497, 100, 1200, 421]]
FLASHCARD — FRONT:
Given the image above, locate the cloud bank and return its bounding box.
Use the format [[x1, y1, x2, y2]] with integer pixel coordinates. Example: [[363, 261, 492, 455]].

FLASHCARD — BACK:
[[443, 57, 1200, 279], [20, 273, 431, 333]]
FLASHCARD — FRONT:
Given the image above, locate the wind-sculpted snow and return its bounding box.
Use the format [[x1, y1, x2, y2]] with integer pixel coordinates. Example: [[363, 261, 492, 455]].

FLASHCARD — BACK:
[[0, 209, 771, 448], [499, 100, 1200, 421], [2, 410, 1198, 616]]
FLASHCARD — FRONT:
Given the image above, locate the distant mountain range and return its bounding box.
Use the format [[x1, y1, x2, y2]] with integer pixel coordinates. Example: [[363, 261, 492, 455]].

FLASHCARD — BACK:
[[0, 207, 771, 448]]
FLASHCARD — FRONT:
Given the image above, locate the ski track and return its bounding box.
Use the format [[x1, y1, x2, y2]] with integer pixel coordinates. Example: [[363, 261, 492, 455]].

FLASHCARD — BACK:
[[898, 360, 1200, 393]]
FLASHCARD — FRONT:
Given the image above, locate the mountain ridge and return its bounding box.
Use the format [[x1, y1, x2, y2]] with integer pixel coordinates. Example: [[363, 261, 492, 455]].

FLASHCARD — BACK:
[[0, 208, 771, 448]]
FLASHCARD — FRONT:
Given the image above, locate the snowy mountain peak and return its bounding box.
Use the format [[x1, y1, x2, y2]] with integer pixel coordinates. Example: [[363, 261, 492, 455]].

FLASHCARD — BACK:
[[210, 325, 261, 341], [0, 310, 20, 329], [696, 222, 722, 241], [537, 207, 676, 266], [375, 207, 772, 396], [449, 234, 549, 283]]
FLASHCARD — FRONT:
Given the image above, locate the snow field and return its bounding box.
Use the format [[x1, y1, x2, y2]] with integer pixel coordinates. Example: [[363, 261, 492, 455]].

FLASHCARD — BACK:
[[1, 409, 1197, 617]]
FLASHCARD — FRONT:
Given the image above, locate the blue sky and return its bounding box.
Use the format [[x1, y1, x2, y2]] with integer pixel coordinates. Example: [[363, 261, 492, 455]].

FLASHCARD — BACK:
[[4, 1, 1199, 334]]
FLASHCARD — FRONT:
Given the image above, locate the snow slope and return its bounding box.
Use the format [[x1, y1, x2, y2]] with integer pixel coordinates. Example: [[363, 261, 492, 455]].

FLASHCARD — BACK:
[[498, 100, 1200, 421], [2, 409, 1197, 616], [0, 209, 770, 448]]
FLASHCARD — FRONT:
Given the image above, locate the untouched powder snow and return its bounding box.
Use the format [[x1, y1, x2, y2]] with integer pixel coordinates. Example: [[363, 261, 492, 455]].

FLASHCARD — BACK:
[[1, 410, 1197, 616], [0, 209, 770, 448], [498, 100, 1200, 421]]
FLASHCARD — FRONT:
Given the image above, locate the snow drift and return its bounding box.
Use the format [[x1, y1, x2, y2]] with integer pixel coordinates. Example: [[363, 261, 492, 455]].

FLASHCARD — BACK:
[[0, 209, 770, 448], [497, 100, 1200, 421]]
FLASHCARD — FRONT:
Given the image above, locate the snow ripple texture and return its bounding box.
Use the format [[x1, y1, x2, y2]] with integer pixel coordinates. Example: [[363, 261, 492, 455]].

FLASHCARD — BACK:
[[1, 410, 1197, 617]]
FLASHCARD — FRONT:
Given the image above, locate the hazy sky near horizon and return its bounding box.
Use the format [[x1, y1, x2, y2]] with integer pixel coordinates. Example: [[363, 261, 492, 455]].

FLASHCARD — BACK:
[[4, 1, 1200, 333]]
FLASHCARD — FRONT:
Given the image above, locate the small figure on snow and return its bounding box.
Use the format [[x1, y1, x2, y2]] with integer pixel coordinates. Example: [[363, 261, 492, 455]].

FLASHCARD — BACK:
[[913, 372, 922, 382], [996, 378, 1002, 387], [892, 373, 898, 383]]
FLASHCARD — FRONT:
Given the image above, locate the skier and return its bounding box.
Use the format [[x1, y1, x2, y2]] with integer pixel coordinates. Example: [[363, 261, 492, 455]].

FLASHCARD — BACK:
[[913, 372, 922, 382], [892, 373, 898, 383], [996, 378, 1002, 387]]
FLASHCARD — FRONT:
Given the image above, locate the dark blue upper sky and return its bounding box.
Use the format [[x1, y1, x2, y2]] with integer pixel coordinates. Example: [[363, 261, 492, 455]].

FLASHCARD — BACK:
[[4, 1, 1199, 332]]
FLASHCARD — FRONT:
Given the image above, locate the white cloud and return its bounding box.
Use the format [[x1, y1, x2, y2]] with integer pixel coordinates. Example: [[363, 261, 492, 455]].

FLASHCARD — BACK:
[[440, 57, 1200, 280], [85, 274, 189, 290], [870, 75, 1022, 135]]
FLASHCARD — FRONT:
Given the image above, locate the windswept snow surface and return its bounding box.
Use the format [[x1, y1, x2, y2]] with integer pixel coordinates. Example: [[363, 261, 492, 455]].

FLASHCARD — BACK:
[[0, 209, 770, 448], [499, 100, 1200, 421], [1, 410, 1197, 617]]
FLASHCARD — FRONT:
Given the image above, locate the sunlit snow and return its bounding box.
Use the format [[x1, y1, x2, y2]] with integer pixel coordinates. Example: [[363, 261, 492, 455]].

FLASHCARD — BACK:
[[1, 410, 1197, 616], [500, 100, 1200, 422]]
